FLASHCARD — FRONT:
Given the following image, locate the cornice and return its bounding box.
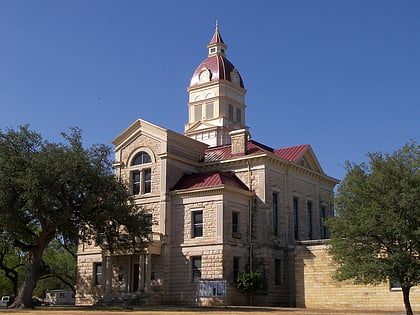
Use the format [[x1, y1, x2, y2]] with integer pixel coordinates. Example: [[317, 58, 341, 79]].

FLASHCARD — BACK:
[[170, 184, 253, 199]]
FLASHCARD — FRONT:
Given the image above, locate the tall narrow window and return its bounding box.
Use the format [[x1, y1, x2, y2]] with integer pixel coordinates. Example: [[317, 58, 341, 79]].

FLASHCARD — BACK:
[[205, 102, 214, 119], [192, 256, 202, 282], [293, 197, 299, 240], [275, 259, 282, 286], [94, 263, 102, 286], [307, 201, 313, 240], [145, 214, 153, 239], [233, 257, 240, 281], [228, 104, 234, 120], [236, 107, 241, 123], [232, 211, 240, 238], [130, 151, 152, 195], [132, 171, 141, 195], [143, 168, 151, 193], [320, 206, 327, 239], [194, 104, 202, 122], [273, 192, 278, 236], [192, 211, 203, 238]]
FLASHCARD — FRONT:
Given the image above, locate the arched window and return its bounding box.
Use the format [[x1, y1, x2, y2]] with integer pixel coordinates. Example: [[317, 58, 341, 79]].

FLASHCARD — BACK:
[[130, 151, 152, 195], [131, 151, 151, 166]]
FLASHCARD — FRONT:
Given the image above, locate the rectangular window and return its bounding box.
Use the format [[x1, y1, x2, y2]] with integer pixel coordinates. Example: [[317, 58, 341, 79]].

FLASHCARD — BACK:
[[192, 211, 203, 238], [320, 206, 327, 239], [192, 256, 202, 282], [132, 171, 141, 195], [228, 104, 234, 120], [307, 201, 313, 240], [233, 257, 240, 282], [235, 107, 241, 123], [94, 262, 102, 286], [232, 211, 240, 238], [145, 214, 153, 239], [293, 197, 299, 240], [205, 102, 214, 119], [194, 104, 202, 122], [143, 168, 151, 193], [275, 259, 282, 286], [273, 192, 278, 236], [131, 169, 151, 195]]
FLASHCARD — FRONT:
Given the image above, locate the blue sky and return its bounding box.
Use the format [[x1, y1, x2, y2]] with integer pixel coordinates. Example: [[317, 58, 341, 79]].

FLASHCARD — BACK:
[[1, 1, 419, 181]]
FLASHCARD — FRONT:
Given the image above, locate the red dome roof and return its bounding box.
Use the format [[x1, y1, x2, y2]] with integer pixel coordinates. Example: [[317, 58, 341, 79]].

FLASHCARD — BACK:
[[190, 55, 244, 88]]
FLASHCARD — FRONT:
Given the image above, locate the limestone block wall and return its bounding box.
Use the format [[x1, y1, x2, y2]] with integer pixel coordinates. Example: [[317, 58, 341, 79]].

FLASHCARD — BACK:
[[295, 242, 420, 311], [75, 251, 102, 305]]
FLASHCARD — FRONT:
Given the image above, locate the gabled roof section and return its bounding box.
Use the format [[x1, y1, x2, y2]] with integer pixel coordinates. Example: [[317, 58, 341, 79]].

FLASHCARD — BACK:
[[204, 141, 325, 174], [171, 171, 249, 192], [112, 119, 168, 150], [275, 144, 324, 173], [274, 144, 309, 162], [112, 118, 208, 156]]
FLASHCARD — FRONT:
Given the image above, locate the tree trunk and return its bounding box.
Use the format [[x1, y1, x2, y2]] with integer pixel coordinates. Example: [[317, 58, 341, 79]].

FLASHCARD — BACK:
[[10, 247, 45, 308], [402, 286, 413, 315]]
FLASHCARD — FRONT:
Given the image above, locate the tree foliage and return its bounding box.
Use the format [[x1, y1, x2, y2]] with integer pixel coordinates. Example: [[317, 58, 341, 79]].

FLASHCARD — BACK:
[[236, 271, 262, 293], [327, 141, 420, 315], [0, 126, 151, 308], [34, 240, 77, 297]]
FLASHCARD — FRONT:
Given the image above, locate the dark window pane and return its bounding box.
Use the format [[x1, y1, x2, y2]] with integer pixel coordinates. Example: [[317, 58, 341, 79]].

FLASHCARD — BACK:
[[95, 263, 102, 285], [275, 259, 282, 285], [132, 171, 140, 195], [132, 152, 151, 165], [193, 211, 203, 237], [144, 168, 151, 193], [192, 257, 202, 282]]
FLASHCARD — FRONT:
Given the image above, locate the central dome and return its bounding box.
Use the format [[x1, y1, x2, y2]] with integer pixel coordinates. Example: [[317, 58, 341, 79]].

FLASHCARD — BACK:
[[189, 25, 244, 88]]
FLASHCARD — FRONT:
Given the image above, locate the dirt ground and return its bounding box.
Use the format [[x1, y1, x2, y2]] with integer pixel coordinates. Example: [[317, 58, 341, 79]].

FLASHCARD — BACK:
[[0, 306, 406, 315]]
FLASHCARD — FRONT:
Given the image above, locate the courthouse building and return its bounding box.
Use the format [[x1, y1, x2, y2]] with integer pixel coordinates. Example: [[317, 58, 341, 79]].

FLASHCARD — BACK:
[[76, 25, 419, 311]]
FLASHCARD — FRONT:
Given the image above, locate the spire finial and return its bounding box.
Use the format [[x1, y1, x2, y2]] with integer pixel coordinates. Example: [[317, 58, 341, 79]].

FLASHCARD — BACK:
[[215, 20, 219, 32]]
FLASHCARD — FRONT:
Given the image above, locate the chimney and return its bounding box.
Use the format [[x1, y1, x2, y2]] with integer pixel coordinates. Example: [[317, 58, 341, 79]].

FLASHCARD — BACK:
[[230, 129, 249, 156]]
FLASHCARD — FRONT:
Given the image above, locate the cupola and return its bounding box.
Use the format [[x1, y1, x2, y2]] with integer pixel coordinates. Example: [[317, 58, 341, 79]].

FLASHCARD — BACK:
[[184, 23, 248, 147]]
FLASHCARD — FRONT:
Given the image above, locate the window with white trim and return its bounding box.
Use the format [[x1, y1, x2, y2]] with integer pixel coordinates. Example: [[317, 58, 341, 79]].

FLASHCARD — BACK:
[[130, 151, 152, 195]]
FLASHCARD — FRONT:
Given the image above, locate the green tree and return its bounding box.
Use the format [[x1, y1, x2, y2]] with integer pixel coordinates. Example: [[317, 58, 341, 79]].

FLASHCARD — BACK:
[[0, 240, 25, 296], [34, 240, 77, 298], [327, 142, 420, 315], [236, 271, 262, 305], [0, 126, 150, 308]]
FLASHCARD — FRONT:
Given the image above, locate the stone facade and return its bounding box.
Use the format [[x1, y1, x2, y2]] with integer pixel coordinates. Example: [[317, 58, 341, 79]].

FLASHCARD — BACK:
[[295, 241, 420, 312]]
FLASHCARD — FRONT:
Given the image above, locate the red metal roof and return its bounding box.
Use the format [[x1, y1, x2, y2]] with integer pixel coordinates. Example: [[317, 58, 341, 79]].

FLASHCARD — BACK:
[[204, 141, 309, 163], [190, 55, 244, 88], [274, 144, 309, 162], [209, 23, 224, 45], [171, 171, 249, 191]]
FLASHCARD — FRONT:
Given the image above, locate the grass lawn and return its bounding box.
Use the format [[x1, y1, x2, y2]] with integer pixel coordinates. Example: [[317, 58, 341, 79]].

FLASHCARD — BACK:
[[0, 306, 405, 315]]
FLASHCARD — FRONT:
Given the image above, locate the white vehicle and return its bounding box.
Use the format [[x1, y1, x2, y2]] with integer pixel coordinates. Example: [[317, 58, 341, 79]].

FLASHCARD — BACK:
[[45, 290, 74, 305], [0, 295, 12, 307]]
